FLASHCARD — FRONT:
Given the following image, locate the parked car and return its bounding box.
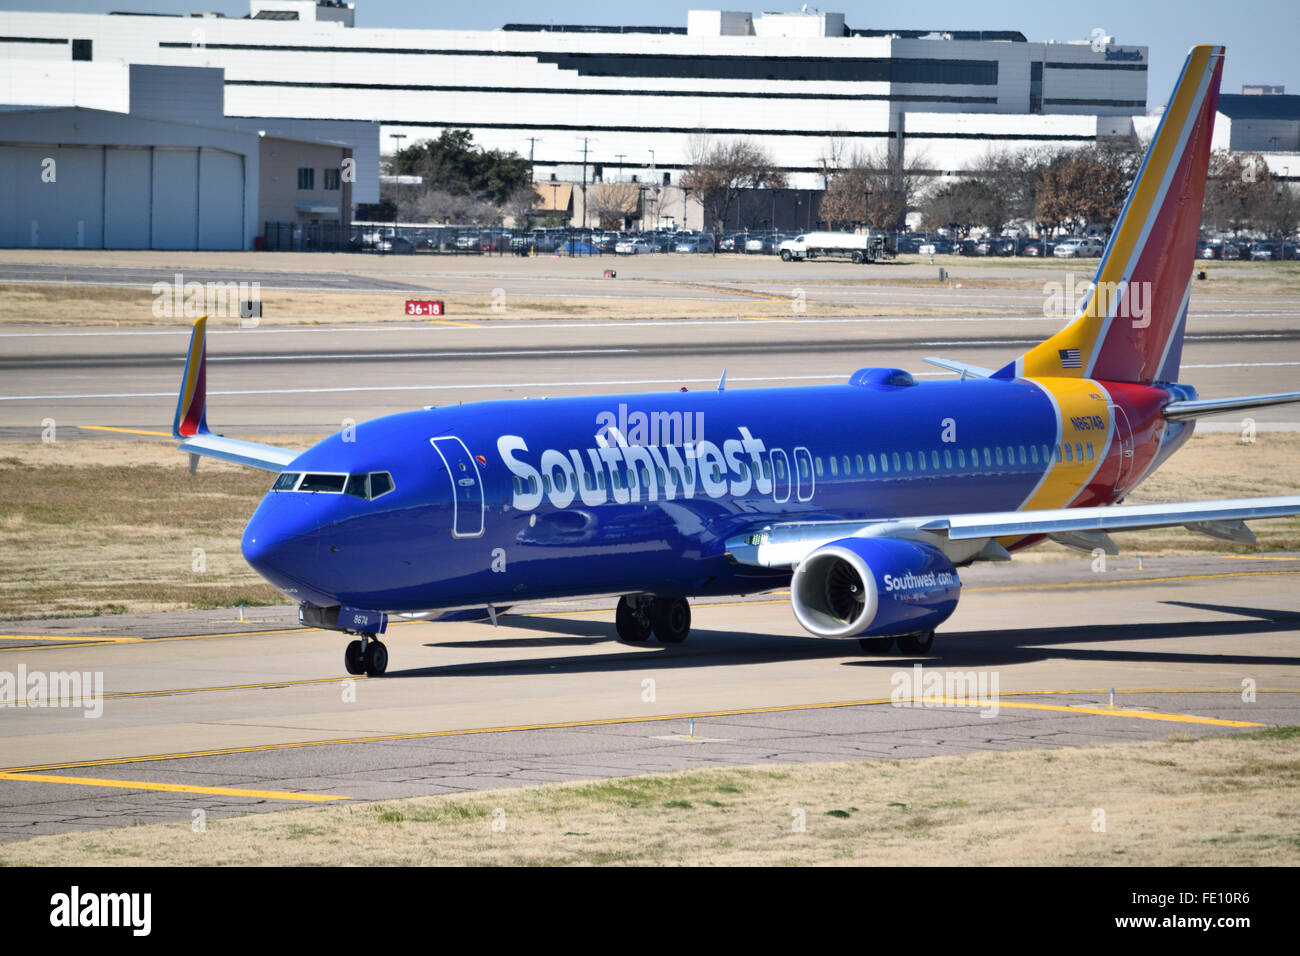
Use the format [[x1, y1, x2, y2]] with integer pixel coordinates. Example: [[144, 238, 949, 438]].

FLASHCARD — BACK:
[[1053, 237, 1104, 258], [745, 235, 776, 254], [1248, 241, 1279, 261], [376, 236, 414, 253], [675, 235, 714, 253], [917, 237, 955, 255], [1022, 238, 1057, 257], [614, 238, 654, 255]]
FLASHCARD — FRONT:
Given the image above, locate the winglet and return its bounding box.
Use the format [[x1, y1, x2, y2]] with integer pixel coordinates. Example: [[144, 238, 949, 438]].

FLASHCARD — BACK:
[[173, 315, 210, 439], [718, 368, 727, 391]]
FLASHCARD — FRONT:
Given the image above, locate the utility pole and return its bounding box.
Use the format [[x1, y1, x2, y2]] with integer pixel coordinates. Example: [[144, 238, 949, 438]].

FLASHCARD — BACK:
[[525, 137, 540, 182], [579, 137, 596, 230], [615, 153, 626, 183]]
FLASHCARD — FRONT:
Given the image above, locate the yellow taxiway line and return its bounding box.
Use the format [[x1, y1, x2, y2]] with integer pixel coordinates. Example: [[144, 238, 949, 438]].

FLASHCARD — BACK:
[[0, 771, 345, 802], [0, 691, 1268, 776]]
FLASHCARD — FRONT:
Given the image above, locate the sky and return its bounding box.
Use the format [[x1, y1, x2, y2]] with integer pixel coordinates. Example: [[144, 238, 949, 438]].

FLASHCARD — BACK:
[[2, 0, 1297, 110]]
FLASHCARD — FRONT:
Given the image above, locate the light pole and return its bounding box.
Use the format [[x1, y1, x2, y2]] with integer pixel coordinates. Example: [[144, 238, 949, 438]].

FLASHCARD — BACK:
[[615, 154, 626, 182], [388, 132, 406, 170]]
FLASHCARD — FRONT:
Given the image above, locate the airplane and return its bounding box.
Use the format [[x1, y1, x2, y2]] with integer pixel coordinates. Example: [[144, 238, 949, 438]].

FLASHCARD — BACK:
[[172, 45, 1300, 676]]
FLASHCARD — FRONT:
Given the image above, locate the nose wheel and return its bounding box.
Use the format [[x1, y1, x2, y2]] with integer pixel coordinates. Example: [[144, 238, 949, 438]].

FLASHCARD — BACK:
[[345, 633, 388, 676]]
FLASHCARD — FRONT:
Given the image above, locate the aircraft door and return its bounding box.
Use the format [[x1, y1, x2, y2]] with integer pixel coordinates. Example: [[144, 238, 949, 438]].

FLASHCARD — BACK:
[[429, 436, 485, 537], [1107, 404, 1135, 495], [793, 446, 815, 502], [770, 448, 791, 503]]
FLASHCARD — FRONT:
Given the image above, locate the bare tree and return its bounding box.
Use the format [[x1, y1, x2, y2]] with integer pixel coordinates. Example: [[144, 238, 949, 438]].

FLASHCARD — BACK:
[[585, 183, 640, 229], [1202, 150, 1277, 234], [1033, 144, 1140, 235], [682, 136, 788, 232], [819, 145, 927, 231], [502, 185, 538, 229]]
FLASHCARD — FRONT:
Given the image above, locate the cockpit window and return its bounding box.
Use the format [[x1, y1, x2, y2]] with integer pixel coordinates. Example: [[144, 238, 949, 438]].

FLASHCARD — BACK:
[[272, 472, 301, 491], [344, 474, 369, 499], [368, 472, 394, 499], [299, 473, 347, 493], [275, 471, 394, 499]]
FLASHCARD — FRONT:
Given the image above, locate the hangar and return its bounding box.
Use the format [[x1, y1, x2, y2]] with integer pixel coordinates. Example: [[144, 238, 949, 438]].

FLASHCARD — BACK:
[[0, 106, 353, 250]]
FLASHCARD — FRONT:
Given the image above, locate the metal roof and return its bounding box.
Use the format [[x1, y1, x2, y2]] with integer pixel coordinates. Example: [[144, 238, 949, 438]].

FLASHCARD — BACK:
[[1218, 93, 1300, 121]]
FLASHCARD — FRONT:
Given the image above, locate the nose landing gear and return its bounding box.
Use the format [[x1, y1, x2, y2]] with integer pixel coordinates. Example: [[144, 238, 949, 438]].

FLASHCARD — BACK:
[[345, 632, 388, 676]]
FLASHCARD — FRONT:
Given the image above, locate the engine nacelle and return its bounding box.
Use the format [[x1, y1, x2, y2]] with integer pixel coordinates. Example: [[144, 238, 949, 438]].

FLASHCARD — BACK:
[[790, 537, 960, 639]]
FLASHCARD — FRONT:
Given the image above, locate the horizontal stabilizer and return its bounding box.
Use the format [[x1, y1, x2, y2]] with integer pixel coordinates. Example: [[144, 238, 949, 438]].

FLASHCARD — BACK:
[[922, 357, 994, 379], [1163, 391, 1300, 421]]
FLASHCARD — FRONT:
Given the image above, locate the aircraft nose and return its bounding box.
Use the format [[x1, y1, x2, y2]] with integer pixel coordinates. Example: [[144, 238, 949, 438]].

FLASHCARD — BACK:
[[241, 499, 325, 598]]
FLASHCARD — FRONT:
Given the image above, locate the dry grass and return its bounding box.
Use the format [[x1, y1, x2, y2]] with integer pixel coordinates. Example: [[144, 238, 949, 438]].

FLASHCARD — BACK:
[[0, 282, 889, 327], [0, 443, 297, 618], [2, 727, 1296, 866], [1, 431, 1297, 618]]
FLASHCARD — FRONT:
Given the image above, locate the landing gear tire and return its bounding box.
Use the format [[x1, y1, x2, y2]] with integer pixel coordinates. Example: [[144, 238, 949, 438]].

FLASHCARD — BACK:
[[651, 597, 691, 644], [858, 636, 893, 653], [615, 596, 654, 643], [344, 640, 366, 675], [896, 632, 935, 655], [363, 638, 388, 676]]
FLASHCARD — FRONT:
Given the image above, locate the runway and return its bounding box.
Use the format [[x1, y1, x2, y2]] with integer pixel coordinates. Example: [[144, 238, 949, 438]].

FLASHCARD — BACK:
[[1, 252, 1298, 841], [0, 554, 1297, 840], [2, 304, 1298, 436]]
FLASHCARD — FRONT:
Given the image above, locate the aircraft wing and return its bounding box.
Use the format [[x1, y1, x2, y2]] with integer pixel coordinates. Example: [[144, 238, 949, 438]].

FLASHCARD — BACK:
[[177, 431, 298, 472], [724, 495, 1300, 568], [173, 315, 299, 473]]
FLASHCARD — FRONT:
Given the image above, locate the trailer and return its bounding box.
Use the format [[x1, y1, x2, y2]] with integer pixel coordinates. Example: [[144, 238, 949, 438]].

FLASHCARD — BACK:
[[779, 231, 886, 264]]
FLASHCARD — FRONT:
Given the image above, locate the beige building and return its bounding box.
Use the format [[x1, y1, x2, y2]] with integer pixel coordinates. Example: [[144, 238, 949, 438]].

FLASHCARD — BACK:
[[258, 135, 354, 236]]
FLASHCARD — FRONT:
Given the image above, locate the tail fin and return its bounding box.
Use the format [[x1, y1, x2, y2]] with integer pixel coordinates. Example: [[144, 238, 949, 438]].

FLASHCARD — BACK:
[[172, 315, 210, 439], [999, 45, 1225, 385]]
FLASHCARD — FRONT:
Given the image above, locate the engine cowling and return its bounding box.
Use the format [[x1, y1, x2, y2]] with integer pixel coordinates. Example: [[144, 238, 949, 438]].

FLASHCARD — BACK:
[[790, 537, 960, 639]]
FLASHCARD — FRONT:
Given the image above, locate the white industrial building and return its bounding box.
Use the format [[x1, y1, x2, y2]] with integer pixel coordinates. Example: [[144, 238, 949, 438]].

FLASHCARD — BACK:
[[0, 63, 363, 249], [0, 2, 1149, 192]]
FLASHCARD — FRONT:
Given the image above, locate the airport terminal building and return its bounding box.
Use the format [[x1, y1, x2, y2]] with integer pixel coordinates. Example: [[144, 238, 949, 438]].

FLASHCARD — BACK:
[[1, 0, 1149, 195]]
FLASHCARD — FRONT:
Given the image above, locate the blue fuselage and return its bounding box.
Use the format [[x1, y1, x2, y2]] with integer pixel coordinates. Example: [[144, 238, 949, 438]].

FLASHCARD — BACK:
[[240, 371, 1188, 613]]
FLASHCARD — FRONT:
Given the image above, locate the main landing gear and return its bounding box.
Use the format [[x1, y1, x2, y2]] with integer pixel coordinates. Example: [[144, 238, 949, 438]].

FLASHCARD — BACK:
[[615, 595, 691, 645], [858, 632, 935, 654], [345, 632, 388, 676]]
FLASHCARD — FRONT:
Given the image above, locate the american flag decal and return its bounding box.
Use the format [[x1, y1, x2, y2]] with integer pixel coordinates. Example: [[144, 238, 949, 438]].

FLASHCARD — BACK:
[[1058, 348, 1082, 369]]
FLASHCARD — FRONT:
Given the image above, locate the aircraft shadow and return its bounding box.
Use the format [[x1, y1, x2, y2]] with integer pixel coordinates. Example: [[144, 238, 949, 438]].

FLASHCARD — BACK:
[[385, 602, 1299, 679]]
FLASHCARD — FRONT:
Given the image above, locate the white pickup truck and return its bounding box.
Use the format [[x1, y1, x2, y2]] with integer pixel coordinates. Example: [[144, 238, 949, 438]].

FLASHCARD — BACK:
[[779, 231, 882, 264]]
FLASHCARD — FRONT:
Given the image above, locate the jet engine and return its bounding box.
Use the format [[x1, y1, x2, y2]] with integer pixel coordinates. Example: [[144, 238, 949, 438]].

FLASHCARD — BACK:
[[790, 537, 960, 639]]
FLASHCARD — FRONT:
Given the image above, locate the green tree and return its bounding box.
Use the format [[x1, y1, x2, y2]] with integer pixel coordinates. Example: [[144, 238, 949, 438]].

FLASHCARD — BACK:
[[385, 129, 532, 222]]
